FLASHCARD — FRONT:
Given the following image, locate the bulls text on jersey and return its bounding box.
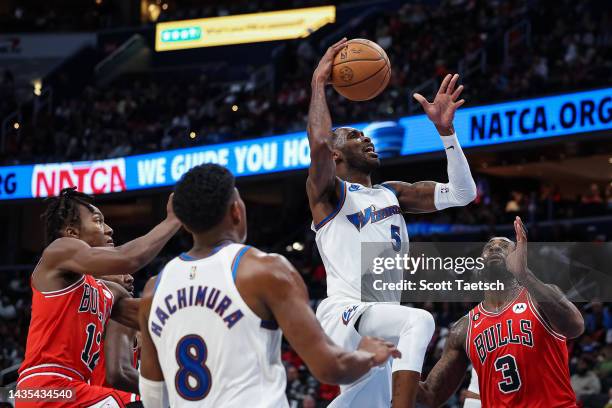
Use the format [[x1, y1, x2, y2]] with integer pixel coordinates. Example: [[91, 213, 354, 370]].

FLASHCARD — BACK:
[[473, 318, 534, 364], [78, 283, 109, 323], [150, 285, 244, 337]]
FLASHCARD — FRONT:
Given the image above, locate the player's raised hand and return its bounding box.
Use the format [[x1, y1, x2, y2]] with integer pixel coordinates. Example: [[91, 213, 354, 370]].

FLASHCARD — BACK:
[[505, 216, 529, 281], [312, 37, 348, 86], [413, 73, 465, 135], [357, 336, 401, 366], [166, 193, 179, 224]]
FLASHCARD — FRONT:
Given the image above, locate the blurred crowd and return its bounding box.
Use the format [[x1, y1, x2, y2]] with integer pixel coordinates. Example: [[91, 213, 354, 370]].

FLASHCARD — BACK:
[[2, 0, 611, 165]]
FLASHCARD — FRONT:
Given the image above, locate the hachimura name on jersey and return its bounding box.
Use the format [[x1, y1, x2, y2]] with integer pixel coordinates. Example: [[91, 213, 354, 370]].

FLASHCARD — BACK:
[[150, 244, 288, 407], [149, 284, 244, 336]]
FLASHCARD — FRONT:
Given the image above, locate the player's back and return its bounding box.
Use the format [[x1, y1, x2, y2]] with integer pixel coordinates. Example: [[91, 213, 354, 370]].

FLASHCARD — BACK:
[[19, 274, 114, 383], [313, 180, 408, 301], [466, 288, 577, 407], [149, 243, 288, 407]]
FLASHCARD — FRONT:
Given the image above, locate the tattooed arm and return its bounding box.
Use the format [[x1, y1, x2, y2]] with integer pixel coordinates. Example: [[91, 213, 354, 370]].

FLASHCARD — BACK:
[[417, 315, 471, 407]]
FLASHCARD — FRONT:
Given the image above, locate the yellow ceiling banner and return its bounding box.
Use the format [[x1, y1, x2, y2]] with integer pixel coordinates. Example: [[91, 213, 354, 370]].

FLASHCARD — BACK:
[[155, 6, 336, 51]]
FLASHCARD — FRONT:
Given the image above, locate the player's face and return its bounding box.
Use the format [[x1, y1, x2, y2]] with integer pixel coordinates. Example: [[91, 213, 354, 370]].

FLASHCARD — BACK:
[[336, 128, 380, 173], [75, 204, 114, 248], [481, 237, 515, 282], [104, 274, 135, 296]]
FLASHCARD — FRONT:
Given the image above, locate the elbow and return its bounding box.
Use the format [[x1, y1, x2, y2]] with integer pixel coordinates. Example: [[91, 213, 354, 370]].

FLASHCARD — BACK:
[[458, 181, 477, 206], [565, 313, 585, 339]]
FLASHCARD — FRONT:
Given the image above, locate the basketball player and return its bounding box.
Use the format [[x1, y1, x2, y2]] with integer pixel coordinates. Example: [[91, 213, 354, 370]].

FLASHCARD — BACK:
[[91, 274, 139, 393], [16, 187, 180, 407], [307, 39, 477, 407], [417, 217, 584, 407], [137, 164, 401, 408]]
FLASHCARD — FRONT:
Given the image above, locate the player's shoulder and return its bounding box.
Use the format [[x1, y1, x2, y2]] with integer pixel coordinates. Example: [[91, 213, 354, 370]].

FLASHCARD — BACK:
[[239, 247, 299, 287], [42, 237, 88, 262], [447, 314, 470, 350]]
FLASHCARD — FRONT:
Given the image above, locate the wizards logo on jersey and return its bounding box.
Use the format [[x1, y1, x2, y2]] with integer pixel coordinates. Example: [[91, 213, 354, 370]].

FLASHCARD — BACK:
[[346, 204, 402, 231], [342, 305, 360, 325]]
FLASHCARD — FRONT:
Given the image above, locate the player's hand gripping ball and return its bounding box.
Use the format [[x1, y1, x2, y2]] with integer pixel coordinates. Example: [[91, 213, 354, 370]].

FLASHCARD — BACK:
[[331, 39, 391, 101]]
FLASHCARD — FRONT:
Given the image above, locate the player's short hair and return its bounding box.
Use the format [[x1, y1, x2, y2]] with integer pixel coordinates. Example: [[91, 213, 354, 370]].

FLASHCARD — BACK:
[[41, 187, 95, 246], [173, 163, 235, 233]]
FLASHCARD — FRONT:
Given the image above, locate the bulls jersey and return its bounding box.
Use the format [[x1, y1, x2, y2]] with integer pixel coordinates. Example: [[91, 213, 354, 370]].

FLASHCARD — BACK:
[[313, 180, 409, 301], [466, 288, 577, 407], [149, 243, 287, 407], [19, 275, 114, 384]]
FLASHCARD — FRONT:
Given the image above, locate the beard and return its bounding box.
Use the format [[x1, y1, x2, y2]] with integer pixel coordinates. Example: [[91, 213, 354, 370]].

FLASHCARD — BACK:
[[344, 151, 379, 174], [482, 259, 515, 283]]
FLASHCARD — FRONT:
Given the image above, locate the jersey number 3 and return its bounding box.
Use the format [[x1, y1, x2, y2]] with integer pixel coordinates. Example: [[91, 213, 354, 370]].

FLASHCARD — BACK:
[[495, 354, 522, 393], [175, 335, 212, 401]]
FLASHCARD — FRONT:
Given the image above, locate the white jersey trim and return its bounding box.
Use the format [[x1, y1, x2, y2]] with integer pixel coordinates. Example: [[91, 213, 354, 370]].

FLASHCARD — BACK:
[[40, 275, 86, 297]]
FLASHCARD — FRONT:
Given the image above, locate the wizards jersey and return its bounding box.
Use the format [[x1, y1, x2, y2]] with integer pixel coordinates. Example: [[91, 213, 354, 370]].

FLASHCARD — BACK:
[[312, 180, 408, 301], [466, 288, 577, 407]]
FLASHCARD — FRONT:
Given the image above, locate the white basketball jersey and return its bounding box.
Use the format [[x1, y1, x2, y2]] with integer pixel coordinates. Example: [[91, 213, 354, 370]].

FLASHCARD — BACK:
[[313, 180, 409, 301], [148, 243, 288, 408]]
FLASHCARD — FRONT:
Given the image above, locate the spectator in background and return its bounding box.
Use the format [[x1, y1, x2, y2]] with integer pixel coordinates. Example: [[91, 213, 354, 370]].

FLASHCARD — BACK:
[[582, 183, 603, 204], [301, 395, 316, 408], [571, 358, 602, 401], [604, 388, 612, 408], [606, 184, 612, 210]]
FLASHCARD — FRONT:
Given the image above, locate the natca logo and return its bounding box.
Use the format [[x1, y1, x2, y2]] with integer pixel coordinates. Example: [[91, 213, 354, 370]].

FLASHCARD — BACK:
[[31, 159, 127, 198]]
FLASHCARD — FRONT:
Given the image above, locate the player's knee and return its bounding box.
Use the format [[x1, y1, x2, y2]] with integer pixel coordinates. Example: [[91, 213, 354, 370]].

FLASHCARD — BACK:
[[414, 309, 435, 338], [400, 308, 435, 340]]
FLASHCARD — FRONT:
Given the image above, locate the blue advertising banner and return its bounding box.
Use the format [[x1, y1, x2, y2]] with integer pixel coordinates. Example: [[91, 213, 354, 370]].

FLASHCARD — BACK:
[[0, 88, 610, 200]]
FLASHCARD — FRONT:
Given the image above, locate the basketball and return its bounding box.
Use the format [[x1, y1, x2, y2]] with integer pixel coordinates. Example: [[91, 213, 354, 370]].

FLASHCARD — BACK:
[[331, 39, 391, 101]]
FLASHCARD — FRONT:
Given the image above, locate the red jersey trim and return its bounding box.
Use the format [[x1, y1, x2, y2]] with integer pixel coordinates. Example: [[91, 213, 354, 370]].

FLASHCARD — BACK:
[[526, 293, 566, 341], [477, 288, 524, 316], [39, 276, 86, 297]]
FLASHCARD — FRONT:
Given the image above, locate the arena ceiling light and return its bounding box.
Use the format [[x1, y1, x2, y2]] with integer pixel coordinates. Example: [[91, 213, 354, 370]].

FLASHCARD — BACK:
[[155, 5, 336, 51]]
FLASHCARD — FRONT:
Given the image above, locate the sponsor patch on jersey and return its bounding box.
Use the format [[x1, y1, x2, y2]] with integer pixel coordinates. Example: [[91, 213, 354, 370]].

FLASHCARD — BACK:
[[341, 305, 359, 325], [473, 312, 480, 321], [103, 289, 112, 299], [348, 184, 361, 192], [513, 303, 527, 314]]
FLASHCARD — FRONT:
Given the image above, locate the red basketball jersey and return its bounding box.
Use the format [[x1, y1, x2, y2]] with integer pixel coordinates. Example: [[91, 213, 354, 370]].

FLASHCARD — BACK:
[[19, 275, 114, 383], [466, 288, 577, 408]]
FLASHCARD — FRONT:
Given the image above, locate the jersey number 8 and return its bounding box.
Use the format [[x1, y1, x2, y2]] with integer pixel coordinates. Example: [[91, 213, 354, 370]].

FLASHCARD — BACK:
[[175, 334, 212, 401]]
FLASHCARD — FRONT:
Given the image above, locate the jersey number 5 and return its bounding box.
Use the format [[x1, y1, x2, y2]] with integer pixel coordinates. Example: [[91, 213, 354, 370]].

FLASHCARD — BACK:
[[175, 335, 212, 401], [495, 354, 522, 393], [391, 225, 401, 252]]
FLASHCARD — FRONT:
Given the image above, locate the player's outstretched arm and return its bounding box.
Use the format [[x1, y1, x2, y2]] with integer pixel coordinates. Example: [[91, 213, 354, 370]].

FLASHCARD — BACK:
[[506, 217, 585, 338], [103, 319, 139, 393], [307, 39, 346, 224], [138, 276, 169, 408], [384, 74, 476, 213], [248, 250, 400, 384], [417, 316, 470, 407], [41, 194, 181, 278], [105, 280, 140, 330]]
